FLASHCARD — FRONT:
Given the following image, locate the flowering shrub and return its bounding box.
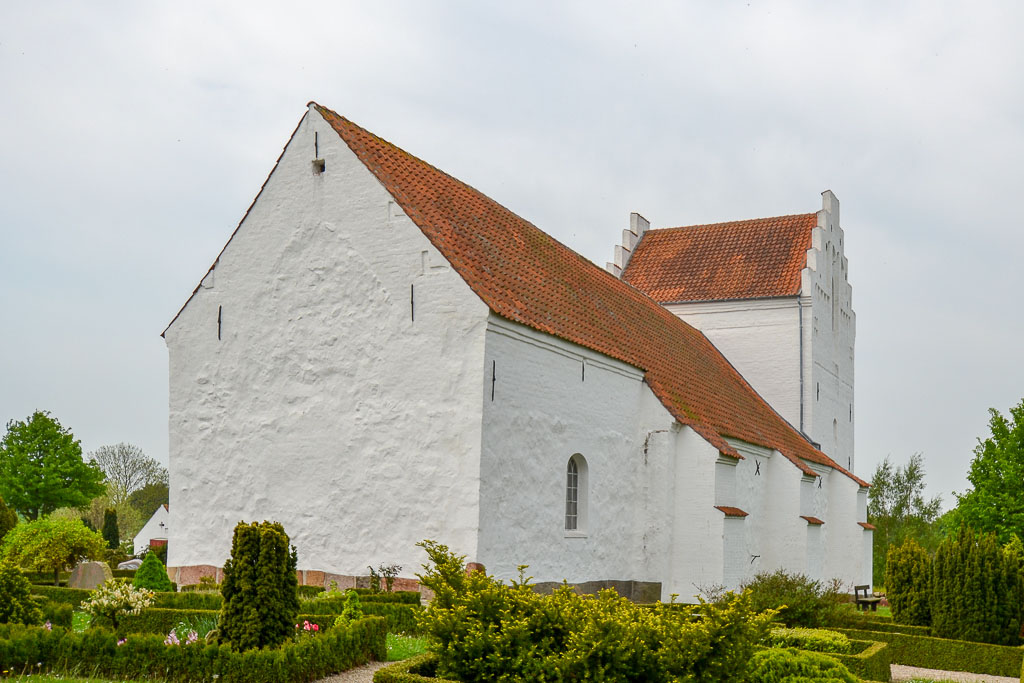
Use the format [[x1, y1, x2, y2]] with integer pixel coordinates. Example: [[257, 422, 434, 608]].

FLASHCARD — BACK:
[[81, 578, 154, 632], [165, 628, 198, 646], [294, 619, 320, 639]]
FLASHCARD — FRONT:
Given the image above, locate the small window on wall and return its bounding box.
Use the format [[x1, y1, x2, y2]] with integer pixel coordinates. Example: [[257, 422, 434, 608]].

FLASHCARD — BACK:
[[565, 454, 588, 533]]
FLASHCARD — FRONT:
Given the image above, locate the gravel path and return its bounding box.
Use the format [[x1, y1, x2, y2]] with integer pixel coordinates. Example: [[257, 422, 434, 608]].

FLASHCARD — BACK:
[[313, 660, 390, 683], [891, 663, 1020, 683]]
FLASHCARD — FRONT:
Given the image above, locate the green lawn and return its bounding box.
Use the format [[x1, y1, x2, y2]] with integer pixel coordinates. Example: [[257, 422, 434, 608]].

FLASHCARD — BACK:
[[385, 632, 428, 661]]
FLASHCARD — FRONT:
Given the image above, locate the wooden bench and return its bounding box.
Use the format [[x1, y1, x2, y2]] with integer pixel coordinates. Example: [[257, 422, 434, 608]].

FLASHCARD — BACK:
[[853, 584, 882, 611]]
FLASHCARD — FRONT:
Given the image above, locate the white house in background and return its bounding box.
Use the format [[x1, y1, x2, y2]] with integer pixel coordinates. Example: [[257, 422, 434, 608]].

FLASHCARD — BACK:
[[134, 504, 169, 556], [162, 102, 872, 598]]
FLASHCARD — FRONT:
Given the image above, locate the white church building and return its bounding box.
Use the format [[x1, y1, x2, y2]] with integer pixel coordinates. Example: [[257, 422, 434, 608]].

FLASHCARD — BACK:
[[163, 102, 872, 598]]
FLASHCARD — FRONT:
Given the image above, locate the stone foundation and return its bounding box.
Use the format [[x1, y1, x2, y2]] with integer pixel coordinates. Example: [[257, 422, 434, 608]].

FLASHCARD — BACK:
[[168, 565, 427, 596]]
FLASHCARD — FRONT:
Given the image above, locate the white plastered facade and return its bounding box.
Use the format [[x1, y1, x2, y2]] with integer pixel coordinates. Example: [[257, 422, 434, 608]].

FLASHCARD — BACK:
[[165, 106, 871, 597]]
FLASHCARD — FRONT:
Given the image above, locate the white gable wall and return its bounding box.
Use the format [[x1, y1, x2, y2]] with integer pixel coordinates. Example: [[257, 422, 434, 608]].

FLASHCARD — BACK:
[[134, 505, 169, 556], [164, 107, 490, 575]]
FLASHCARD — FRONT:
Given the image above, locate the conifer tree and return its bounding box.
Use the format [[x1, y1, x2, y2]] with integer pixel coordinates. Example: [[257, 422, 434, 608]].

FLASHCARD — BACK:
[[219, 521, 299, 651], [0, 496, 16, 544], [931, 526, 1023, 645], [133, 550, 173, 592], [102, 508, 119, 550], [885, 537, 931, 626]]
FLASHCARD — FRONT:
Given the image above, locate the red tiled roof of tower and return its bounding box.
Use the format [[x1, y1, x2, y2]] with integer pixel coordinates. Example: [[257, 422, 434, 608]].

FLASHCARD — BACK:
[[622, 215, 817, 302], [315, 104, 866, 488]]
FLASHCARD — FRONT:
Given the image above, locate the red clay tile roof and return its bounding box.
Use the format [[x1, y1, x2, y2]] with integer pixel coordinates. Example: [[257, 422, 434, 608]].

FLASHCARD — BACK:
[[622, 214, 817, 303], [800, 515, 825, 525], [858, 522, 876, 530], [315, 104, 865, 487], [715, 506, 749, 518]]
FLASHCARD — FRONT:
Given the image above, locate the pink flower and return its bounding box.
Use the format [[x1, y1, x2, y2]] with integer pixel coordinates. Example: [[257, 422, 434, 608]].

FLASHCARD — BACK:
[[117, 638, 127, 647]]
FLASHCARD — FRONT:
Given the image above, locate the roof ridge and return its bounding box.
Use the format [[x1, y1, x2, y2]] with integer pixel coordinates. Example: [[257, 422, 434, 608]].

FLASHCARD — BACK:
[[315, 104, 866, 488], [655, 212, 818, 232]]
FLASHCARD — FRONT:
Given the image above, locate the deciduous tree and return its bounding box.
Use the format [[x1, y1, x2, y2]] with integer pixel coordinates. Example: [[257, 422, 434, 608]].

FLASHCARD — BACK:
[[0, 411, 105, 520], [88, 443, 167, 506], [955, 398, 1024, 543], [867, 453, 942, 584], [0, 496, 17, 544], [0, 516, 106, 585]]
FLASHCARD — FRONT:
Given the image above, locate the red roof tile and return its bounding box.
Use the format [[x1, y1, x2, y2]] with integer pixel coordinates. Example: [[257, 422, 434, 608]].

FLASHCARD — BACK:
[[800, 515, 825, 525], [316, 104, 865, 487], [715, 506, 749, 518], [858, 522, 876, 530], [622, 215, 817, 302]]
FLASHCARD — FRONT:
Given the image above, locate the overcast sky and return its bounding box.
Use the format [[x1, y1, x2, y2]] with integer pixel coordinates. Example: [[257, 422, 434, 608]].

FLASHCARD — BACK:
[[2, 1, 1022, 510]]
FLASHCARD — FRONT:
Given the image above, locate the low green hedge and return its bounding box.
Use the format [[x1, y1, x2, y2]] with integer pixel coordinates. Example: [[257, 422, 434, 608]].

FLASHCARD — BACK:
[[152, 592, 222, 611], [297, 585, 324, 599], [833, 627, 1024, 678], [767, 628, 852, 653], [0, 617, 385, 683], [349, 590, 421, 605], [824, 640, 891, 682], [118, 608, 219, 635], [373, 653, 458, 683], [29, 585, 92, 609]]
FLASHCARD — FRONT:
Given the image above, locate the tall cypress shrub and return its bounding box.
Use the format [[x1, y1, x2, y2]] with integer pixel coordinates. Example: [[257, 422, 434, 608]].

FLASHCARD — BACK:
[[102, 508, 119, 550], [932, 526, 1023, 645], [885, 537, 931, 626], [219, 521, 298, 651]]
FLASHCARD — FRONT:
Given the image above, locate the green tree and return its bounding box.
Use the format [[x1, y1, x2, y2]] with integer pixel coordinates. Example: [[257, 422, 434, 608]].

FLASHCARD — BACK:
[[219, 521, 299, 651], [954, 398, 1024, 543], [0, 562, 42, 625], [931, 526, 1023, 645], [884, 537, 931, 626], [133, 550, 173, 592], [128, 481, 169, 519], [102, 508, 119, 549], [0, 516, 106, 585], [0, 495, 17, 544], [0, 411, 105, 520], [867, 453, 942, 584]]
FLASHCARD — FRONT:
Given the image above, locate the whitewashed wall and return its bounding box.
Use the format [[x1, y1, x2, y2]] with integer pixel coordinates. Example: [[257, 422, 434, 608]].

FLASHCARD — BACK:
[[134, 505, 169, 556], [476, 316, 676, 587], [664, 299, 802, 430], [803, 191, 856, 472], [164, 106, 490, 576]]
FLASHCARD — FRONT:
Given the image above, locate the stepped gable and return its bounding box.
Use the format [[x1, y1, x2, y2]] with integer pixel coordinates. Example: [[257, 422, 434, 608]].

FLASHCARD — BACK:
[[622, 214, 817, 303], [316, 103, 865, 487]]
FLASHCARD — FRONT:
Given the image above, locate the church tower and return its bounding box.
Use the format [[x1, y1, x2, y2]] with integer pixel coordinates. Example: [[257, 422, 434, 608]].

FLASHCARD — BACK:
[[609, 191, 856, 472]]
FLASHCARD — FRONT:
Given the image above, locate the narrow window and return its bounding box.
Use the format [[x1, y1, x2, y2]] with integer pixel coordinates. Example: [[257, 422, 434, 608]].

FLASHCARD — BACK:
[[565, 459, 578, 530], [565, 454, 588, 533]]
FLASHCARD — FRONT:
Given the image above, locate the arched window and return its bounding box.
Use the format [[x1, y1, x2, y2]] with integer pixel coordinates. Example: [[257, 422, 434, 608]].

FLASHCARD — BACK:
[[565, 454, 588, 532]]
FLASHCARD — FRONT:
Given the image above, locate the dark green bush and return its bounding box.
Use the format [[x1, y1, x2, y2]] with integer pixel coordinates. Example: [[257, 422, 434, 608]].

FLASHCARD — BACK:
[[746, 647, 858, 682], [0, 562, 42, 625], [219, 520, 299, 652], [741, 569, 845, 628], [0, 496, 16, 545], [810, 639, 891, 682], [931, 526, 1023, 645], [765, 627, 851, 653], [416, 540, 774, 682], [39, 601, 72, 629], [834, 626, 1024, 677], [102, 508, 119, 550], [0, 616, 386, 683], [133, 551, 173, 592], [885, 536, 932, 626]]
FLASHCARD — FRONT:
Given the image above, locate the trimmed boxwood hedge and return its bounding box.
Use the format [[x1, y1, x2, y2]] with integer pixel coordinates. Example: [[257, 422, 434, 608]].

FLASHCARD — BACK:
[[39, 601, 73, 629], [350, 590, 421, 605], [0, 616, 385, 683], [833, 627, 1024, 678], [152, 591, 222, 611], [373, 653, 458, 683], [823, 639, 891, 682], [29, 585, 92, 609]]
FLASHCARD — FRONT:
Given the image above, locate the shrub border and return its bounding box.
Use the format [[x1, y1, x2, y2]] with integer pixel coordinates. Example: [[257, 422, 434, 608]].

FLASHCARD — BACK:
[[833, 627, 1024, 678]]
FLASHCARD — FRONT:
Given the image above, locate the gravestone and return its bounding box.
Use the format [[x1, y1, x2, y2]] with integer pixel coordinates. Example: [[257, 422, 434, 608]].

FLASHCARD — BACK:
[[69, 561, 112, 589]]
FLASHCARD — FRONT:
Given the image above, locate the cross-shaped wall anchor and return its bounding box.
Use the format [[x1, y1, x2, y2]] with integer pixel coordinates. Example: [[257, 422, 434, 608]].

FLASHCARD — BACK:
[[754, 460, 761, 476], [818, 477, 822, 489]]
